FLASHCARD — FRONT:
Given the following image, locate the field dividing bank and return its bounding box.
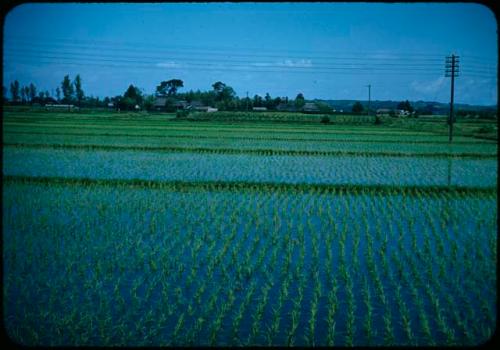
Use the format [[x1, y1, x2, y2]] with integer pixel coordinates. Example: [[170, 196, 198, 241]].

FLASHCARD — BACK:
[[3, 120, 443, 136], [4, 130, 495, 145], [3, 174, 497, 195], [3, 142, 496, 158]]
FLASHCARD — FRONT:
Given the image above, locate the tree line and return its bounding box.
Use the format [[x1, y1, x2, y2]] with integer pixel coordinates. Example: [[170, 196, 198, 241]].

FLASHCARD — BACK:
[[6, 74, 492, 118], [115, 79, 311, 112], [4, 74, 94, 107], [3, 75, 313, 112]]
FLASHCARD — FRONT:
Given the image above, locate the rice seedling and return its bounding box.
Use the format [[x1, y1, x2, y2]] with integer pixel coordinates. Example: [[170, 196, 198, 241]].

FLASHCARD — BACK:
[[3, 118, 496, 347], [344, 273, 356, 347]]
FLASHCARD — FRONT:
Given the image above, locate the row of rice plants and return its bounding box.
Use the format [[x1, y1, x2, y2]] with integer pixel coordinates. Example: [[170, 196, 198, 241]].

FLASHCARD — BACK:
[[6, 128, 494, 146], [5, 118, 463, 139], [4, 147, 497, 187], [3, 181, 496, 345]]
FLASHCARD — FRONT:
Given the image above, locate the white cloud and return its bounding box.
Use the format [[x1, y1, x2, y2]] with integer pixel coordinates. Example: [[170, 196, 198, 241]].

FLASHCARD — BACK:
[[279, 59, 313, 67], [250, 59, 313, 68], [410, 76, 446, 94], [156, 61, 182, 68]]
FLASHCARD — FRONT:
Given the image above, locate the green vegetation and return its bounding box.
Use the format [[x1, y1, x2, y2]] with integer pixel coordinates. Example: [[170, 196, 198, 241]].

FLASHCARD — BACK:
[[2, 109, 497, 346]]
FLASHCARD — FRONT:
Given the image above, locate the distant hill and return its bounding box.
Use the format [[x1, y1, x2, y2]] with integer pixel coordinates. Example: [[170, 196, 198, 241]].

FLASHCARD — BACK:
[[316, 99, 497, 115]]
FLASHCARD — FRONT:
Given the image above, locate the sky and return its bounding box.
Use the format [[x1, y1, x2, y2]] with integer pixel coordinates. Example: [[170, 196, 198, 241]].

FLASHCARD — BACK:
[[3, 2, 498, 105]]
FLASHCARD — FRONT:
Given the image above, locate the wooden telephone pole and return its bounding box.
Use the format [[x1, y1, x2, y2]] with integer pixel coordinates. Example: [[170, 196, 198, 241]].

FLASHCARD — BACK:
[[445, 54, 459, 142]]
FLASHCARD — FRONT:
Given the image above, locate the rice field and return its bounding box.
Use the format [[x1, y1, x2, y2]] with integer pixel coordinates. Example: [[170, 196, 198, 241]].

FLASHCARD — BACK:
[[2, 111, 497, 346]]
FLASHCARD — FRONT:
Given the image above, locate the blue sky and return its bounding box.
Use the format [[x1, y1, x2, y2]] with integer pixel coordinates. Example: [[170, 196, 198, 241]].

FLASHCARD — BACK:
[[3, 2, 498, 105]]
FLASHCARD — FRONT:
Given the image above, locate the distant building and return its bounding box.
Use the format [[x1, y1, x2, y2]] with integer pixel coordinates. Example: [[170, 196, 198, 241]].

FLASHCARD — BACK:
[[252, 107, 267, 111], [376, 108, 393, 116], [153, 97, 167, 111], [107, 102, 115, 108], [45, 104, 79, 111], [195, 106, 218, 113], [276, 103, 295, 112], [302, 102, 320, 113], [174, 100, 189, 110], [189, 100, 204, 109]]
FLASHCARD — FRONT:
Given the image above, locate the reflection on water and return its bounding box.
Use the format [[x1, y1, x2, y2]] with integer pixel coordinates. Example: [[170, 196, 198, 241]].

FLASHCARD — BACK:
[[447, 157, 452, 187]]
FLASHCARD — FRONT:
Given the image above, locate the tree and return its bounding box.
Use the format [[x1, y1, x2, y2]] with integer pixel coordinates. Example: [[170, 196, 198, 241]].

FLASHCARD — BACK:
[[253, 94, 263, 107], [123, 84, 142, 102], [156, 79, 183, 96], [219, 86, 236, 103], [20, 86, 28, 103], [295, 93, 305, 109], [3, 86, 7, 102], [212, 81, 225, 94], [316, 101, 332, 114], [29, 83, 37, 102], [56, 87, 61, 102], [74, 74, 84, 106], [119, 84, 143, 110], [397, 100, 414, 113], [10, 81, 19, 102], [273, 97, 282, 107], [143, 94, 156, 111], [61, 75, 74, 103], [264, 93, 272, 109], [352, 101, 364, 114]]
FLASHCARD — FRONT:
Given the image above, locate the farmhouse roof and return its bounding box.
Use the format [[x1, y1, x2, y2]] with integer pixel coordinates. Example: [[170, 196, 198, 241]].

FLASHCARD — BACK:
[[189, 100, 204, 108], [154, 97, 167, 107], [174, 100, 189, 108], [302, 102, 320, 112]]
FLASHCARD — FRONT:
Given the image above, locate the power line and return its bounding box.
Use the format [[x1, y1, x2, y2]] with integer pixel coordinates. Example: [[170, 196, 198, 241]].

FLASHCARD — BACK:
[[4, 53, 450, 72], [4, 42, 451, 63], [5, 57, 452, 76], [5, 57, 454, 76], [5, 41, 496, 71], [4, 47, 451, 67], [5, 35, 457, 58], [5, 56, 494, 80]]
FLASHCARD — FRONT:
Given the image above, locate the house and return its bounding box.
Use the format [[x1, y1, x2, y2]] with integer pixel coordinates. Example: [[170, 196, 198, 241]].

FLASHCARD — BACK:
[[174, 100, 189, 110], [376, 108, 393, 116], [107, 102, 115, 108], [276, 103, 292, 112], [189, 100, 204, 109], [195, 106, 218, 113], [302, 102, 320, 114], [45, 104, 79, 111], [398, 109, 411, 117], [153, 97, 167, 111], [252, 107, 267, 111]]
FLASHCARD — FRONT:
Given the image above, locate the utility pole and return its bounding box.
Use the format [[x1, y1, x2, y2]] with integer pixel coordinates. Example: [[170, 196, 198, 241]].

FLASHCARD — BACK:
[[445, 54, 459, 142], [365, 84, 371, 116]]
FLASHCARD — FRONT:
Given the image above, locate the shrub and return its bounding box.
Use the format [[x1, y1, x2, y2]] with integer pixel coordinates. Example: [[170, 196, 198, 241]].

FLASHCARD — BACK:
[[320, 116, 330, 124], [477, 125, 494, 134], [176, 110, 189, 118]]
